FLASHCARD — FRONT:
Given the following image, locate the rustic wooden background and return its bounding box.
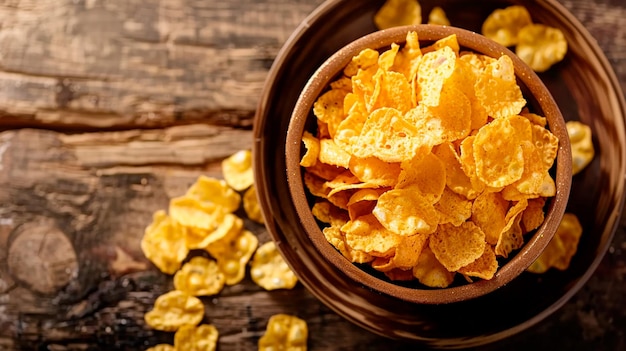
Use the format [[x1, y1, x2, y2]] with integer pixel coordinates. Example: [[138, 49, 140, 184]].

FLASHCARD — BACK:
[[0, 0, 624, 350]]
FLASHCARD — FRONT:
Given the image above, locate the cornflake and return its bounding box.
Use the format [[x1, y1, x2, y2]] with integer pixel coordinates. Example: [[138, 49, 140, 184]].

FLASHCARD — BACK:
[[566, 121, 595, 175], [251, 242, 298, 290], [374, 0, 422, 30], [174, 324, 219, 351], [144, 291, 204, 332], [258, 314, 308, 351]]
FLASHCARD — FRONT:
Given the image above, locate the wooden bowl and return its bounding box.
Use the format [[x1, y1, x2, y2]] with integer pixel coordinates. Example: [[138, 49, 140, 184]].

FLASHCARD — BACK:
[[284, 25, 572, 304]]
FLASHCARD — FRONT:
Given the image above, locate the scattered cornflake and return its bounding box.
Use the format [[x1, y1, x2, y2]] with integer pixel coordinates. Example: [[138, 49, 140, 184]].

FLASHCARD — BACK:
[[481, 5, 568, 72], [566, 121, 595, 175], [481, 5, 532, 47], [222, 149, 254, 191], [145, 344, 176, 351], [144, 291, 204, 332], [527, 213, 583, 273], [427, 6, 450, 26], [140, 149, 307, 350], [374, 0, 422, 30], [174, 324, 219, 351], [251, 242, 298, 290], [174, 257, 225, 296], [258, 314, 308, 351]]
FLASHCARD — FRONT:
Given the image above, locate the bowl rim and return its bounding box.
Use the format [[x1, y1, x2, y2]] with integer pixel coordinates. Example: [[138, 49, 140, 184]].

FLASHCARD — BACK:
[[284, 24, 572, 304]]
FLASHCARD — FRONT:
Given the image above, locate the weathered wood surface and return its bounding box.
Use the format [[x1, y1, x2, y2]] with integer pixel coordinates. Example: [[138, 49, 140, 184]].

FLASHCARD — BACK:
[[0, 0, 320, 130], [0, 0, 624, 350]]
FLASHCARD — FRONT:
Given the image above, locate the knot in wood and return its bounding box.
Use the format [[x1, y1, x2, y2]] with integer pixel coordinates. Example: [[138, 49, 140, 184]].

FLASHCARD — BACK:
[[7, 222, 78, 295]]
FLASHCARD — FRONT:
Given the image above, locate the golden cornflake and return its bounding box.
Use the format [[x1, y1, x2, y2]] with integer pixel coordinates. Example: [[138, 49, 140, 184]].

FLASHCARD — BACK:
[[372, 187, 440, 236], [323, 225, 374, 264], [434, 187, 472, 226], [474, 55, 526, 119], [495, 199, 528, 258], [390, 233, 429, 269], [347, 189, 380, 221], [184, 213, 243, 250], [169, 196, 226, 234], [313, 89, 349, 138], [258, 314, 308, 351], [353, 107, 422, 163], [417, 45, 457, 106], [481, 5, 532, 47], [434, 142, 481, 200], [344, 48, 379, 77], [516, 24, 568, 73], [343, 214, 403, 256], [471, 192, 509, 245], [567, 121, 595, 175], [374, 0, 422, 30], [222, 149, 254, 191], [185, 176, 241, 213], [207, 229, 258, 285], [141, 210, 189, 274], [522, 197, 546, 232], [397, 153, 446, 202], [349, 156, 400, 187], [243, 185, 264, 224], [458, 243, 498, 280], [312, 200, 350, 226], [174, 257, 225, 296], [412, 246, 455, 288], [407, 84, 471, 145], [473, 116, 526, 187], [174, 324, 219, 351], [300, 30, 560, 287], [300, 132, 320, 167], [251, 242, 298, 290], [319, 138, 351, 168], [144, 291, 204, 332], [429, 222, 486, 272]]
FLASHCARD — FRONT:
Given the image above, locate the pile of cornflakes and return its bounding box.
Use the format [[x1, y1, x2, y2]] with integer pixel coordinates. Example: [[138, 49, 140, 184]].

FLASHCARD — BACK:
[[141, 150, 306, 350], [300, 31, 561, 288], [374, 1, 567, 72], [373, 0, 596, 277]]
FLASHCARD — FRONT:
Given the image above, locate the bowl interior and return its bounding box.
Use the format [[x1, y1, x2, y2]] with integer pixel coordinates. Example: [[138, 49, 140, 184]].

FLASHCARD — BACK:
[[285, 25, 572, 304]]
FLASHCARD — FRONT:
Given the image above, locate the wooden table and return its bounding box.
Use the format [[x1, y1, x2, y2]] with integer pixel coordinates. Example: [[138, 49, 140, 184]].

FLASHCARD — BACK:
[[0, 0, 624, 350]]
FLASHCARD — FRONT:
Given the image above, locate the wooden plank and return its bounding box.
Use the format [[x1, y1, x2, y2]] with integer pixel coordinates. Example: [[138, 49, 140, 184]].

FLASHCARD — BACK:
[[0, 0, 323, 129]]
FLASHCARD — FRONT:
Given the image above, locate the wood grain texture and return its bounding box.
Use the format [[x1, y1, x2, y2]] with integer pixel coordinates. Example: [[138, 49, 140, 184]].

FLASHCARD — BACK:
[[0, 0, 322, 129], [0, 0, 624, 350]]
